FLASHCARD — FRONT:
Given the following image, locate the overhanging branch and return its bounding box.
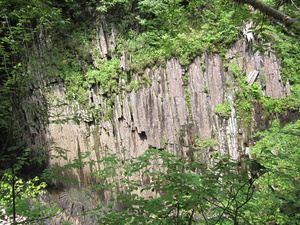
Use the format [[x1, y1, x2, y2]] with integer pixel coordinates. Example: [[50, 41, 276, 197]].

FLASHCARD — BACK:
[[237, 0, 300, 32]]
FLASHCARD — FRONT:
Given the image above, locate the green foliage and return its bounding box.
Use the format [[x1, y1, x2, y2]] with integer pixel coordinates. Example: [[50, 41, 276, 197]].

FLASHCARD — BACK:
[[116, 1, 245, 69], [275, 33, 300, 85], [42, 148, 94, 185], [214, 102, 232, 120], [91, 148, 261, 224], [0, 174, 56, 223], [248, 20, 300, 85], [228, 63, 258, 128], [184, 87, 193, 121], [63, 0, 247, 75], [86, 59, 123, 93], [0, 148, 60, 224], [194, 138, 218, 149], [250, 119, 300, 224], [249, 81, 299, 122], [0, 0, 62, 78]]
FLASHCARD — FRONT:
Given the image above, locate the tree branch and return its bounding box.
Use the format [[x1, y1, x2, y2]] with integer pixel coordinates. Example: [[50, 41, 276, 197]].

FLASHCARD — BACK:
[[237, 0, 300, 32]]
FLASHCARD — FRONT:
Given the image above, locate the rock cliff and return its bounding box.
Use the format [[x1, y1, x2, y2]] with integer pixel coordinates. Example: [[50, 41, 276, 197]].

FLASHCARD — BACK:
[[23, 29, 289, 192], [15, 21, 292, 223]]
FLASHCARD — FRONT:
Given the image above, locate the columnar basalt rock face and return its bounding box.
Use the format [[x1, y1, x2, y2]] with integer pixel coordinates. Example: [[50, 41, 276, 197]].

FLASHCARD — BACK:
[[24, 27, 288, 193]]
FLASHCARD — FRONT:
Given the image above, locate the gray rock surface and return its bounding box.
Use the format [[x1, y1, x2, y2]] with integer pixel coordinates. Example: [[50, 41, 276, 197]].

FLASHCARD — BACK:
[[25, 39, 287, 188]]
